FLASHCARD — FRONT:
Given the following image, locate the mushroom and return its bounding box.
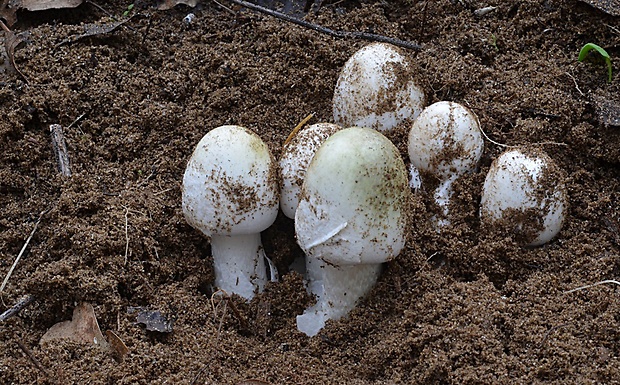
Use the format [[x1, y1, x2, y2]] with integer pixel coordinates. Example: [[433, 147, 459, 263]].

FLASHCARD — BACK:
[[408, 101, 484, 226], [333, 42, 426, 133], [295, 127, 410, 336], [480, 148, 567, 246], [182, 125, 279, 300], [279, 123, 342, 219], [279, 122, 343, 282]]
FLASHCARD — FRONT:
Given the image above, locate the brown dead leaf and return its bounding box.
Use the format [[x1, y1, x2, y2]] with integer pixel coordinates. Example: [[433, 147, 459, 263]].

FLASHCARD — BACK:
[[20, 0, 83, 11], [106, 330, 129, 363], [40, 302, 108, 349], [3, 28, 28, 82], [0, 0, 18, 27], [157, 0, 199, 11], [238, 381, 271, 385]]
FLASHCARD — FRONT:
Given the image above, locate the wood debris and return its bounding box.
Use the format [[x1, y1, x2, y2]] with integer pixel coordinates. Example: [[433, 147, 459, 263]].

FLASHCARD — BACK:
[[579, 0, 620, 16]]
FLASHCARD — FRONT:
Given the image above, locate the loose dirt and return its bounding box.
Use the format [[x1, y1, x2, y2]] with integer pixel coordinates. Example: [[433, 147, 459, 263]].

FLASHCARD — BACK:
[[1, 0, 620, 383]]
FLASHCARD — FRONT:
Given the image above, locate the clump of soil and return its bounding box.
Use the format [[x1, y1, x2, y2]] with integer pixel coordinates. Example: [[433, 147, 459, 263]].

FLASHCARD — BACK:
[[1, 0, 619, 383]]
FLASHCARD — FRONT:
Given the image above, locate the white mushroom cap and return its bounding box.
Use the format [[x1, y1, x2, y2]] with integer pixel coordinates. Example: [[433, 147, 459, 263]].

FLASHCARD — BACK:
[[279, 123, 342, 219], [295, 126, 409, 265], [333, 43, 426, 133], [408, 101, 483, 180], [480, 148, 567, 246], [182, 125, 279, 237]]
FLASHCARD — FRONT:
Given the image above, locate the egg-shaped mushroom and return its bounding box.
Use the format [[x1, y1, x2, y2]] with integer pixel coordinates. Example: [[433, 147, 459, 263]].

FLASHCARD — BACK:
[[333, 43, 426, 133], [480, 148, 567, 246]]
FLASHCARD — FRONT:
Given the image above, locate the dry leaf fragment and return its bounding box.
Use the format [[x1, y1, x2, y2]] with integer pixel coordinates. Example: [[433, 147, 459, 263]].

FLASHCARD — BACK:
[[238, 380, 271, 385], [106, 330, 129, 362], [21, 0, 83, 11], [40, 302, 108, 349], [0, 0, 18, 27], [1, 21, 28, 82], [157, 0, 199, 10]]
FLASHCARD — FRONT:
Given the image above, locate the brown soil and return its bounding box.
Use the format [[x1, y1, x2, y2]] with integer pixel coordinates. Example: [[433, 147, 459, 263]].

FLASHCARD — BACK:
[[1, 0, 620, 383]]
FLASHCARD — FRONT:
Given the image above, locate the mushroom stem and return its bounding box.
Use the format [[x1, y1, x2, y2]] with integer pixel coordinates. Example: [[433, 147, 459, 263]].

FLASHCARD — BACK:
[[211, 233, 267, 300], [297, 261, 382, 337], [433, 174, 459, 227]]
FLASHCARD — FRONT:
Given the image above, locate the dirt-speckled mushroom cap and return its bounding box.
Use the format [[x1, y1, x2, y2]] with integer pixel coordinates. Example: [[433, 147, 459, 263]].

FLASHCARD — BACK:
[[333, 42, 426, 133], [182, 125, 279, 237], [408, 101, 483, 179], [279, 123, 342, 219], [295, 127, 410, 265], [480, 148, 567, 246]]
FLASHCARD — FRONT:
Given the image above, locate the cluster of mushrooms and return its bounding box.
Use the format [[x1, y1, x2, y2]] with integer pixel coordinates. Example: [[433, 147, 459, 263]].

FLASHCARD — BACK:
[[181, 43, 568, 337]]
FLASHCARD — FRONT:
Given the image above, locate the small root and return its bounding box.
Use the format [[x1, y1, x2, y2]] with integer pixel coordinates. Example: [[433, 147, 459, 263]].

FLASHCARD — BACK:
[[564, 279, 620, 294]]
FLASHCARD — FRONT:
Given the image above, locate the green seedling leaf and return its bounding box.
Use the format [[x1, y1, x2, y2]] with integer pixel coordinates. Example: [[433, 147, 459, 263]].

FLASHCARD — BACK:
[[123, 3, 134, 17], [578, 43, 612, 83]]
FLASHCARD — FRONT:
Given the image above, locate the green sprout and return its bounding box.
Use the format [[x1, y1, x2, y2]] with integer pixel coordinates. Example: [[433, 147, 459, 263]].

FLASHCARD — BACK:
[[578, 43, 612, 83], [123, 3, 134, 17]]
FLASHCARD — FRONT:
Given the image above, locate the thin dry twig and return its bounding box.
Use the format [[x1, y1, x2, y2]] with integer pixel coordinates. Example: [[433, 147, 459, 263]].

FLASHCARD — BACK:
[[283, 113, 314, 146], [66, 113, 86, 130], [50, 124, 72, 177], [85, 0, 138, 32], [564, 279, 620, 294], [227, 0, 422, 50], [0, 294, 35, 323], [122, 205, 130, 265], [16, 339, 52, 378], [565, 71, 585, 97], [478, 124, 567, 149], [478, 124, 509, 148], [540, 322, 571, 347], [0, 208, 50, 293]]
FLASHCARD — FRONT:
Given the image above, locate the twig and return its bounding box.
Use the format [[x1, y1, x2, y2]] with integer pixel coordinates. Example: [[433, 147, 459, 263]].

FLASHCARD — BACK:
[[540, 322, 570, 347], [122, 205, 130, 265], [190, 365, 210, 385], [283, 113, 314, 146], [0, 209, 50, 293], [478, 123, 567, 149], [478, 124, 508, 148], [226, 0, 422, 51], [564, 279, 620, 294], [565, 71, 585, 97], [66, 113, 86, 130], [0, 295, 35, 323], [85, 0, 138, 32], [16, 339, 52, 378], [50, 124, 72, 177], [225, 297, 249, 330]]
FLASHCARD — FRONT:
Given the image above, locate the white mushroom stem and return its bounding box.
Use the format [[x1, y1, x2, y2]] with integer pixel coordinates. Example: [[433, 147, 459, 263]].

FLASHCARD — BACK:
[[433, 174, 459, 227], [296, 262, 382, 337], [211, 233, 268, 299]]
